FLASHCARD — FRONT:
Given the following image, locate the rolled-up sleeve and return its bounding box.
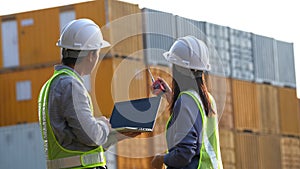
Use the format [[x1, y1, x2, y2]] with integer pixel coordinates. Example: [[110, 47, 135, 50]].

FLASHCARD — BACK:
[[164, 95, 202, 168]]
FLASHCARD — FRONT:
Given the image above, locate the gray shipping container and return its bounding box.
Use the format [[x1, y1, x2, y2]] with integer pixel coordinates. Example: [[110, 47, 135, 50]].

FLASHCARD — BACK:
[[275, 40, 296, 88], [142, 8, 176, 66], [229, 28, 254, 81], [253, 34, 277, 84], [176, 16, 206, 41], [205, 23, 231, 77], [0, 123, 46, 169]]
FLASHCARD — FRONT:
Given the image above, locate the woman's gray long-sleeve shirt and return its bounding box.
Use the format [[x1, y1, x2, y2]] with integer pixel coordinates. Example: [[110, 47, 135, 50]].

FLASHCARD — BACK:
[[48, 65, 110, 151], [164, 93, 204, 169]]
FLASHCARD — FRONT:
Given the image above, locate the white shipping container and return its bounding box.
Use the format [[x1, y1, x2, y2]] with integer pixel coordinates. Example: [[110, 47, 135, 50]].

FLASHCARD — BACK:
[[142, 8, 176, 66], [176, 16, 206, 41], [0, 123, 46, 169], [275, 40, 296, 88], [230, 28, 254, 81], [253, 34, 276, 84]]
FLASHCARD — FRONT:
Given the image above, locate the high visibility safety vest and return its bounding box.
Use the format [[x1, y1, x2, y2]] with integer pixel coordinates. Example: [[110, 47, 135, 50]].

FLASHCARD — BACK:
[[166, 90, 223, 169], [38, 68, 106, 169]]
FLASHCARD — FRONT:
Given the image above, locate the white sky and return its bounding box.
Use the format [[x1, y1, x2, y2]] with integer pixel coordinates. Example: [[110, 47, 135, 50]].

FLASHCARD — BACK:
[[0, 0, 299, 98]]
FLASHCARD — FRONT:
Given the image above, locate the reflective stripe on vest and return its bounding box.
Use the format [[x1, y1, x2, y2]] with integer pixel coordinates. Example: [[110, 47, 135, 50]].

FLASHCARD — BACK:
[[166, 90, 223, 169], [38, 68, 106, 169]]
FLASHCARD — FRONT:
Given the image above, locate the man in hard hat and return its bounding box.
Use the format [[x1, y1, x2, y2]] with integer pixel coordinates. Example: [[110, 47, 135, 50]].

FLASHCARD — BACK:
[[38, 18, 138, 169]]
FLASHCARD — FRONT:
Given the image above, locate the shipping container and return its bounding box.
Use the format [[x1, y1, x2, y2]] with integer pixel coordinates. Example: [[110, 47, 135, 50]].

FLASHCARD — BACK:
[[142, 8, 176, 66], [205, 23, 230, 77], [256, 84, 280, 134], [278, 87, 300, 136], [219, 129, 236, 169], [92, 58, 114, 117], [93, 57, 148, 118], [275, 40, 296, 88], [0, 0, 107, 70], [229, 28, 254, 81], [147, 65, 172, 154], [1, 17, 20, 68], [253, 34, 277, 84], [0, 66, 53, 126], [107, 0, 144, 59], [0, 123, 46, 168], [176, 16, 206, 41], [116, 132, 153, 169], [207, 75, 233, 129], [17, 8, 60, 67], [232, 79, 260, 132], [0, 17, 2, 68], [280, 136, 300, 169], [258, 134, 281, 169], [235, 132, 259, 169], [74, 0, 106, 27]]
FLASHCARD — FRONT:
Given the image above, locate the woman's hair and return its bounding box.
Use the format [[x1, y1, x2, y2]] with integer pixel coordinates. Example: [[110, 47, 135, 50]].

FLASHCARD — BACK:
[[169, 65, 215, 116], [61, 48, 96, 65]]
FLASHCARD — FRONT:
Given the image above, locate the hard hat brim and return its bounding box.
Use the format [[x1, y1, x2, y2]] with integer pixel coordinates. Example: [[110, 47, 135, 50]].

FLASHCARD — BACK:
[[163, 51, 210, 71], [101, 40, 111, 48]]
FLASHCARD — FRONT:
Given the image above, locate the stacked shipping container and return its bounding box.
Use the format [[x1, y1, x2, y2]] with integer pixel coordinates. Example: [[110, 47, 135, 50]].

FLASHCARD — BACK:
[[0, 0, 299, 169]]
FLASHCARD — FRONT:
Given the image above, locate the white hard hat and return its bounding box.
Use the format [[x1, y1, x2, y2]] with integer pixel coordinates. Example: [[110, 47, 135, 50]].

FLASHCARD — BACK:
[[57, 18, 110, 50], [163, 36, 210, 71]]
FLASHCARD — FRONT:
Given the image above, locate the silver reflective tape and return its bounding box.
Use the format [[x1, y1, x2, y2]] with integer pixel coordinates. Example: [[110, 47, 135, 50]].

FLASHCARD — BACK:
[[47, 156, 81, 169], [203, 132, 218, 169], [187, 90, 219, 169], [82, 152, 105, 165]]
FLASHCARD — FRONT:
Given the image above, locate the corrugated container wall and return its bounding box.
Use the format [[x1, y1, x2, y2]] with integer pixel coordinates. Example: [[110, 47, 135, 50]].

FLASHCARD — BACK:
[[148, 66, 172, 154], [0, 66, 53, 126], [117, 133, 153, 169], [232, 79, 260, 132], [253, 34, 277, 84], [17, 8, 60, 67], [142, 8, 176, 66], [219, 129, 236, 169], [74, 0, 106, 27], [207, 75, 233, 129], [92, 58, 115, 117], [276, 40, 296, 88], [229, 28, 254, 81], [258, 134, 281, 169], [278, 87, 300, 136], [205, 23, 230, 77], [0, 17, 2, 67], [0, 123, 46, 168], [176, 16, 206, 41], [93, 57, 148, 118], [107, 0, 143, 60], [280, 137, 300, 169], [256, 84, 280, 134], [235, 132, 259, 169]]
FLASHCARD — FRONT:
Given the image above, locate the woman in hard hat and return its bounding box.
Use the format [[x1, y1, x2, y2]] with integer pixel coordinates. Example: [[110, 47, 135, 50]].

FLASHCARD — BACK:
[[151, 36, 223, 169]]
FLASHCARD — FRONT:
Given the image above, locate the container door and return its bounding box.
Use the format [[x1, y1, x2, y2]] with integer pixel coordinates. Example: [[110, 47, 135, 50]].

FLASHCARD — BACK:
[[59, 10, 76, 32], [1, 19, 19, 68]]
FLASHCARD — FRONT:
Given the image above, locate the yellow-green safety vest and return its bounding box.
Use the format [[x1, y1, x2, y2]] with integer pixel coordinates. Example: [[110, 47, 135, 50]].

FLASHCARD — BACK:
[[38, 68, 106, 169], [166, 90, 223, 169]]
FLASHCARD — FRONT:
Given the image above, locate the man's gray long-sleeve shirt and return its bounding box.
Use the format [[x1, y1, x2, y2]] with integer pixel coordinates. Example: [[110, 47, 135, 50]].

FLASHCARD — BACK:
[[48, 65, 110, 151]]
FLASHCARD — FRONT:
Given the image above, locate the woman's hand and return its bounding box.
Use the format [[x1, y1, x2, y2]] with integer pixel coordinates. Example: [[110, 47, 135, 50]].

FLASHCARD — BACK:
[[150, 77, 172, 104], [151, 154, 165, 169]]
